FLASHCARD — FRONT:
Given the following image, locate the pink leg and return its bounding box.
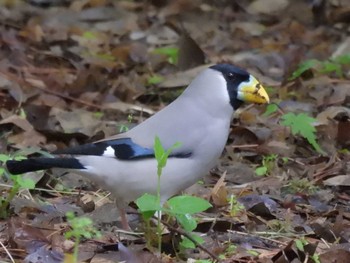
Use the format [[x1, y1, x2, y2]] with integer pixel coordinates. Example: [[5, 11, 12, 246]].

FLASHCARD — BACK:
[[119, 207, 131, 230]]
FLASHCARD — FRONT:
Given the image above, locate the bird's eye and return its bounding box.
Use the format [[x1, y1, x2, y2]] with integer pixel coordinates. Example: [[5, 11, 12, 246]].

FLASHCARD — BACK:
[[227, 72, 235, 79]]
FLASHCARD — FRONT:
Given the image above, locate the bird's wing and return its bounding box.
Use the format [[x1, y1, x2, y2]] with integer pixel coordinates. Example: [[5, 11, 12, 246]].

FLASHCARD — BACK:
[[53, 137, 191, 160]]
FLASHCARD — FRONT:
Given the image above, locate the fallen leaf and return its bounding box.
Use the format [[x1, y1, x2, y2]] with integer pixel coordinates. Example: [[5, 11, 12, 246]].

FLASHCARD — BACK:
[[211, 171, 228, 206]]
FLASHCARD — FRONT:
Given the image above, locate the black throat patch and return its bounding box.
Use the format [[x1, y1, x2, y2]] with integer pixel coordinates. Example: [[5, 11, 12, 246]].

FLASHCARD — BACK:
[[210, 64, 250, 110]]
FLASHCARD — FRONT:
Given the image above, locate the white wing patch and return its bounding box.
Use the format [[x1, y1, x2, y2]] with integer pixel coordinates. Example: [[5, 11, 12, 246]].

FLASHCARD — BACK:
[[103, 146, 116, 157]]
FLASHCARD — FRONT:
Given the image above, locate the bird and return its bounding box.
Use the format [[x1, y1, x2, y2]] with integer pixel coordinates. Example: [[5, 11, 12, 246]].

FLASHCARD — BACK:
[[6, 64, 269, 229]]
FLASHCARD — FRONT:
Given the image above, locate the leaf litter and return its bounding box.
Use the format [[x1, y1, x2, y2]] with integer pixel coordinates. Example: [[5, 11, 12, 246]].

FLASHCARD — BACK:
[[0, 0, 350, 262]]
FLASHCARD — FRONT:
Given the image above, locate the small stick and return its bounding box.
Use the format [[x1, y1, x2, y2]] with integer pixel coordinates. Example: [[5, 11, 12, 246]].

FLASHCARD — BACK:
[[161, 220, 220, 262], [0, 239, 15, 263]]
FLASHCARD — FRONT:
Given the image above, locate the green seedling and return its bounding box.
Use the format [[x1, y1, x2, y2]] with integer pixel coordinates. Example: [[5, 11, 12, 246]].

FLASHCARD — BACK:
[[82, 31, 97, 40], [284, 178, 318, 194], [65, 211, 101, 263], [289, 53, 350, 80], [247, 249, 260, 257], [228, 194, 245, 217], [152, 47, 179, 65], [255, 154, 278, 176], [147, 74, 164, 85], [339, 148, 350, 154], [264, 106, 324, 154], [136, 136, 212, 252], [119, 114, 133, 133], [263, 103, 279, 117], [218, 243, 237, 260], [93, 111, 104, 119], [281, 113, 323, 153], [0, 154, 35, 219], [295, 237, 321, 263], [1, 147, 65, 218]]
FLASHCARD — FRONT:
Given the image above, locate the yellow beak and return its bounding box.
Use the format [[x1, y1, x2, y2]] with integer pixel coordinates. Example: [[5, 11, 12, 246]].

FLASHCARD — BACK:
[[237, 75, 270, 104]]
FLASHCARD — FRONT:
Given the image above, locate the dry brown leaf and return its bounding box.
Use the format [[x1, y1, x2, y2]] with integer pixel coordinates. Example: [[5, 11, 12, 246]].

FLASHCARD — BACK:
[[8, 129, 46, 148], [211, 171, 228, 206], [324, 175, 350, 186], [0, 115, 34, 131]]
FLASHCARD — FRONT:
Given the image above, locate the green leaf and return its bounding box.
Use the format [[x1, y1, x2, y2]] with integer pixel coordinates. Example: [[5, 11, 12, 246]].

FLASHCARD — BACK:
[[295, 239, 305, 251], [136, 193, 161, 211], [180, 237, 196, 249], [334, 53, 350, 65], [93, 111, 104, 119], [255, 166, 267, 176], [281, 113, 323, 153], [153, 47, 179, 64], [154, 137, 181, 171], [147, 75, 164, 85], [0, 154, 10, 162], [247, 249, 260, 256], [65, 212, 101, 240], [263, 104, 278, 117], [265, 154, 278, 162], [95, 53, 115, 61], [320, 61, 342, 77], [136, 193, 161, 220], [83, 31, 97, 39], [19, 108, 26, 118], [13, 176, 35, 189], [180, 234, 204, 249], [154, 136, 165, 165], [167, 195, 212, 215], [289, 59, 320, 80], [176, 214, 197, 232]]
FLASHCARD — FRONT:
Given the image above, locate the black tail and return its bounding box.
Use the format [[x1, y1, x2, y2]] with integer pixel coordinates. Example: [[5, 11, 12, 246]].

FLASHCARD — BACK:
[[6, 158, 85, 175]]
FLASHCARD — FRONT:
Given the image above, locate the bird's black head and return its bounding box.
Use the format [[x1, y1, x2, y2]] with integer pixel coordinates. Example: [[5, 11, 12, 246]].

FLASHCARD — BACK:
[[210, 63, 269, 110], [210, 64, 250, 109]]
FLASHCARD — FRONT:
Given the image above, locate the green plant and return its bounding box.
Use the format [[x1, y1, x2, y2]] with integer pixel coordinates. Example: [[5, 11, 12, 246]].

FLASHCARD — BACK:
[[147, 74, 164, 85], [82, 31, 97, 40], [284, 178, 318, 194], [289, 53, 350, 80], [65, 211, 101, 262], [93, 111, 104, 119], [267, 218, 293, 233], [339, 148, 350, 154], [218, 243, 237, 260], [152, 47, 179, 64], [136, 136, 212, 252], [247, 249, 260, 257], [263, 103, 279, 117], [228, 194, 244, 217], [1, 147, 58, 218], [295, 237, 321, 263], [0, 154, 35, 219], [154, 136, 181, 251], [263, 105, 324, 154], [255, 154, 278, 176], [119, 114, 133, 133], [280, 113, 323, 153]]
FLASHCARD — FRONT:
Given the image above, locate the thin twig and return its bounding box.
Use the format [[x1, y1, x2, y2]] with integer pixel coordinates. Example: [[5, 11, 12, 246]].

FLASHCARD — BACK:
[[232, 144, 259, 149], [161, 220, 220, 262], [31, 84, 105, 109], [0, 240, 15, 263], [285, 157, 306, 166], [113, 229, 144, 236], [95, 192, 112, 205], [227, 230, 290, 246], [320, 238, 331, 249]]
